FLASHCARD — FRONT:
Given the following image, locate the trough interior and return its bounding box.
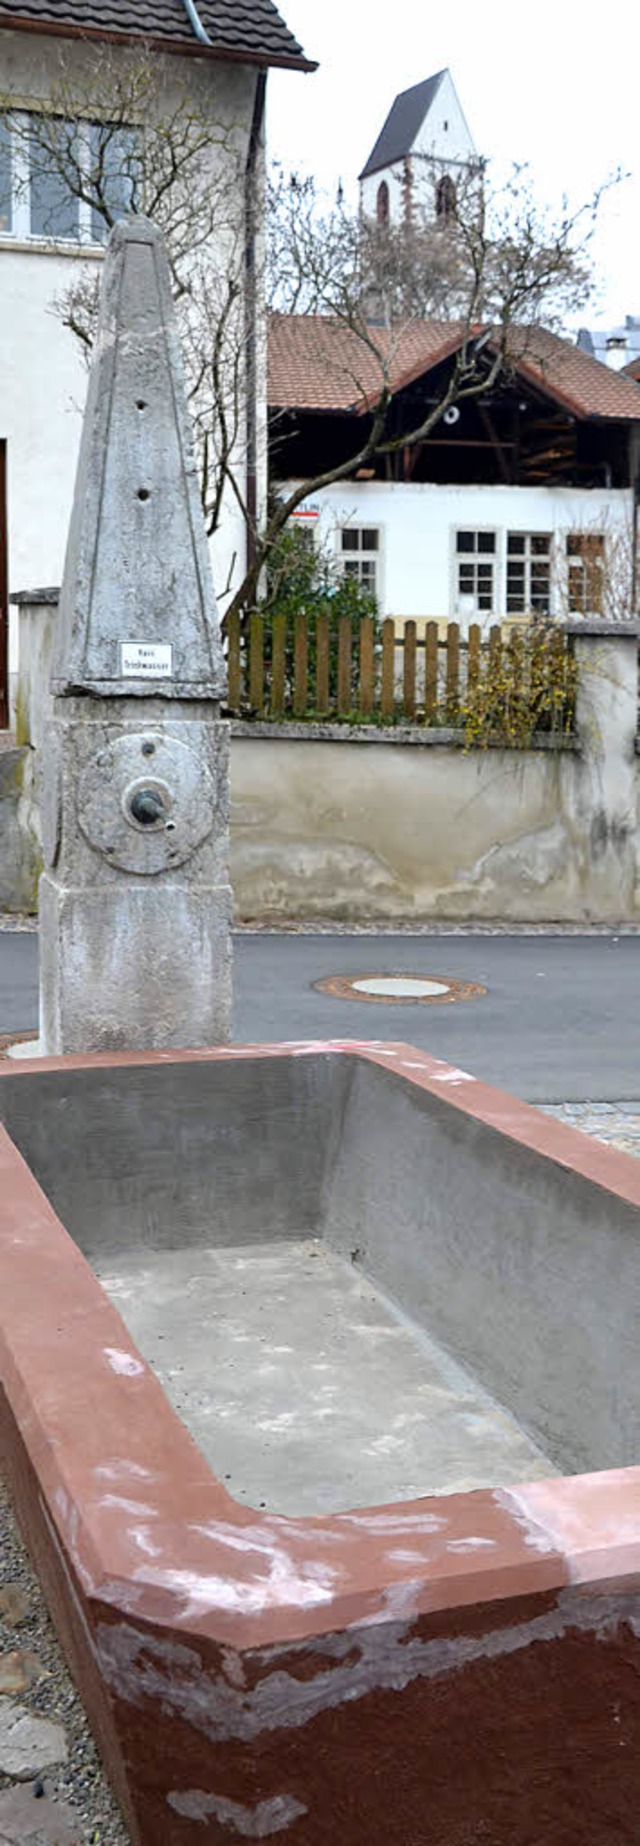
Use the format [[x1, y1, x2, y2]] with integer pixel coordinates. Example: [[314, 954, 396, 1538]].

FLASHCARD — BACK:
[[1, 1051, 639, 1511]]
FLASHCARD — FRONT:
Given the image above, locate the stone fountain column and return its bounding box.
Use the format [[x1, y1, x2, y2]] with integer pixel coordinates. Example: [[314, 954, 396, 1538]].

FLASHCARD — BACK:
[[39, 218, 232, 1053]]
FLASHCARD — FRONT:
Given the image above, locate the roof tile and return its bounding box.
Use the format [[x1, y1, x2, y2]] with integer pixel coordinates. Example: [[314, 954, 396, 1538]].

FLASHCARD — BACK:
[[0, 0, 314, 66], [268, 313, 640, 422]]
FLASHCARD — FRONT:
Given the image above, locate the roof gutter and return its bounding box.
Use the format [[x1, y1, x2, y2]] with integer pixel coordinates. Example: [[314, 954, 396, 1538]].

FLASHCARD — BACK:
[[0, 14, 318, 69]]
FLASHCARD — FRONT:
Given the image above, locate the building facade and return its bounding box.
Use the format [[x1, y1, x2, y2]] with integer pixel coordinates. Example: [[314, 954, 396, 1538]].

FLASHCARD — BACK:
[[269, 315, 640, 632], [0, 0, 313, 712]]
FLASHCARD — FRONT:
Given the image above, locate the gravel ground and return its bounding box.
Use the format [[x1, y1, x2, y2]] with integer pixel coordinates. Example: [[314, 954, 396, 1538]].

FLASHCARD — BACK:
[[0, 1477, 130, 1845]]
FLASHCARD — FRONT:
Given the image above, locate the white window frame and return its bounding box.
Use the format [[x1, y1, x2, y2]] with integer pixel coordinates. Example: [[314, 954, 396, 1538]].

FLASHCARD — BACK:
[[337, 523, 383, 601], [452, 527, 498, 619], [566, 532, 605, 616], [0, 111, 133, 250], [506, 531, 552, 618]]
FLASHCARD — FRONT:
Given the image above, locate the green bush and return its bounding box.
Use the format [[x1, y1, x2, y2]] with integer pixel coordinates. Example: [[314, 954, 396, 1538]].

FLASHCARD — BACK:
[[257, 522, 379, 710], [461, 623, 577, 749]]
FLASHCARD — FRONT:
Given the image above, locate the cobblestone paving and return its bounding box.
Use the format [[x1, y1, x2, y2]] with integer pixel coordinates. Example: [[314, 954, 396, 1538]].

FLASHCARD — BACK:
[[540, 1102, 640, 1159]]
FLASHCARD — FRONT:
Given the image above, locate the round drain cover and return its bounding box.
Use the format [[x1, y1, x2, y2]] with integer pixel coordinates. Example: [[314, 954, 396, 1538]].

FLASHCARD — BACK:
[[352, 976, 450, 999], [314, 972, 486, 1006]]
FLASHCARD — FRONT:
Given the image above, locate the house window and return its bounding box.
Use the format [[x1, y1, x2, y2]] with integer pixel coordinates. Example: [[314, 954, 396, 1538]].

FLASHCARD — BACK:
[[340, 526, 379, 592], [436, 174, 457, 221], [0, 112, 138, 245], [376, 180, 390, 226], [29, 119, 80, 241], [89, 123, 138, 242], [506, 533, 551, 615], [455, 530, 496, 613], [566, 534, 604, 614]]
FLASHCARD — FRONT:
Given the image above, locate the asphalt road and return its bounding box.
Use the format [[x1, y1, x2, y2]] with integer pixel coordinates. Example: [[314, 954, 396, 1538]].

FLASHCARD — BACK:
[[3, 929, 640, 1102]]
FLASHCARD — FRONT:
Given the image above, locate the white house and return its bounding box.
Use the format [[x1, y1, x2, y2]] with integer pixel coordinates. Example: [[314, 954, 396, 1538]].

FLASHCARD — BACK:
[[269, 315, 640, 631], [0, 0, 314, 721], [359, 69, 478, 230]]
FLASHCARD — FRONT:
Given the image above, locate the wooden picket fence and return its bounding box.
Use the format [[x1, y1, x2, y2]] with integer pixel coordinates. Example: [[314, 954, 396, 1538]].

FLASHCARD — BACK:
[[225, 611, 575, 734]]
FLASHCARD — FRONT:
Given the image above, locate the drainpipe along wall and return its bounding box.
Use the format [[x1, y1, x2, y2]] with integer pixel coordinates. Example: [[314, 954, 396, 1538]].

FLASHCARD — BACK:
[[245, 70, 267, 586]]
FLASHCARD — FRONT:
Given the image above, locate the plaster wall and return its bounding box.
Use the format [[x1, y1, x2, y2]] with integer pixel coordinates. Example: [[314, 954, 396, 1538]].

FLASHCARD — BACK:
[[0, 30, 260, 685], [0, 738, 38, 909], [230, 624, 640, 923], [411, 70, 476, 167], [287, 480, 632, 629], [230, 731, 571, 921]]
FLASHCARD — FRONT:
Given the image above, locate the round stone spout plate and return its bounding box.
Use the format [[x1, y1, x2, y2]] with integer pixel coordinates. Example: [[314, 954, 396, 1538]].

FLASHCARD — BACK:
[[77, 732, 216, 874]]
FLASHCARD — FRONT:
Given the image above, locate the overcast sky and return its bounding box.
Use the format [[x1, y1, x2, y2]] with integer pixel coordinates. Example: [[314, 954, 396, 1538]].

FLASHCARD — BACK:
[[268, 0, 639, 331]]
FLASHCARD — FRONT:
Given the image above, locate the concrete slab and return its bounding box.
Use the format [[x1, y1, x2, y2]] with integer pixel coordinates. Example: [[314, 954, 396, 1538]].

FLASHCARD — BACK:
[[94, 1238, 554, 1515]]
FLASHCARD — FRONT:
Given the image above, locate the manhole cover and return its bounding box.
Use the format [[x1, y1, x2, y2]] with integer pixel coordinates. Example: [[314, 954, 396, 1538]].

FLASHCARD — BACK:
[[314, 973, 485, 1006]]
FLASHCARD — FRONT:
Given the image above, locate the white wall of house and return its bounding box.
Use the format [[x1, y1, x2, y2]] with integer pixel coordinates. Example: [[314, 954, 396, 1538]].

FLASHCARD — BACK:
[[286, 480, 634, 630], [0, 28, 262, 692], [360, 71, 477, 227]]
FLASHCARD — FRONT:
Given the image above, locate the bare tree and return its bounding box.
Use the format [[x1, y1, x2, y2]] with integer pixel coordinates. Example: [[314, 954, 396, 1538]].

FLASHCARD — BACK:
[[244, 161, 609, 623], [4, 49, 614, 623]]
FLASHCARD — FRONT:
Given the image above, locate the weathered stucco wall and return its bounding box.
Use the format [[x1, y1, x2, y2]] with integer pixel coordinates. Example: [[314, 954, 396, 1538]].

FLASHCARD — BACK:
[[231, 729, 571, 920], [0, 740, 40, 912], [230, 626, 640, 923]]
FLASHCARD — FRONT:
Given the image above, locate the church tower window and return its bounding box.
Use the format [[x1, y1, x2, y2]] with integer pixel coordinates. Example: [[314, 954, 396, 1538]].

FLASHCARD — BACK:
[[436, 173, 457, 221], [376, 180, 390, 225]]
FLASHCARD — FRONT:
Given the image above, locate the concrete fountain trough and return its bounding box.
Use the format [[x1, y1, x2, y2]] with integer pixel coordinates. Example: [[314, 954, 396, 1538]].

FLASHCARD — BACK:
[[1, 1040, 640, 1844]]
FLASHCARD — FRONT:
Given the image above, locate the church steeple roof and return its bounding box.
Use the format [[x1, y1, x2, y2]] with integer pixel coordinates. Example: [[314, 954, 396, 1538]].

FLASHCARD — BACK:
[[359, 70, 448, 180]]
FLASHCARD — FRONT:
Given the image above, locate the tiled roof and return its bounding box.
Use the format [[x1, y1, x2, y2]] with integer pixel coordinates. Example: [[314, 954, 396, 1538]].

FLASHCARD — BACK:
[[268, 313, 640, 422], [507, 325, 640, 421], [0, 0, 315, 66], [269, 314, 467, 412], [359, 71, 446, 181], [622, 356, 640, 383]]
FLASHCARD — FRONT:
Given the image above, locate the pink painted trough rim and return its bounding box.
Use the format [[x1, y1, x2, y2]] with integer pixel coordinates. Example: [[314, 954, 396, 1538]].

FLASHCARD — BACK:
[[1, 1039, 639, 1655]]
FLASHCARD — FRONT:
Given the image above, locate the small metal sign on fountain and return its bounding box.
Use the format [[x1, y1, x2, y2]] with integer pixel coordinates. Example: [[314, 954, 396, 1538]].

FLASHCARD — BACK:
[[39, 217, 232, 1053]]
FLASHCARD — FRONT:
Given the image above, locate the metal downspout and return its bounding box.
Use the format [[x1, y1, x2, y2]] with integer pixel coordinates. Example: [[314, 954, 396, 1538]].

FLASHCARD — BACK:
[[245, 71, 267, 587], [630, 428, 640, 615], [178, 0, 266, 591], [179, 0, 213, 45]]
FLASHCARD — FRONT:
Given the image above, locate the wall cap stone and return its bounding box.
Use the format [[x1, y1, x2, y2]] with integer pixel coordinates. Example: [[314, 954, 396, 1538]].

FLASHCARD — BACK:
[[230, 719, 580, 751], [11, 590, 60, 607], [564, 619, 640, 638]]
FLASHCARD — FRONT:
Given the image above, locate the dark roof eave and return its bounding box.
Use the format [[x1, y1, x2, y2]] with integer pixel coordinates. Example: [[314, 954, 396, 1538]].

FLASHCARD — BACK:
[[270, 402, 361, 416], [0, 11, 318, 68]]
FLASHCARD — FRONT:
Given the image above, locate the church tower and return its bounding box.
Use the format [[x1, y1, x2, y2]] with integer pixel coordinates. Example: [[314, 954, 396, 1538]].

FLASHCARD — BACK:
[[359, 69, 478, 228]]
